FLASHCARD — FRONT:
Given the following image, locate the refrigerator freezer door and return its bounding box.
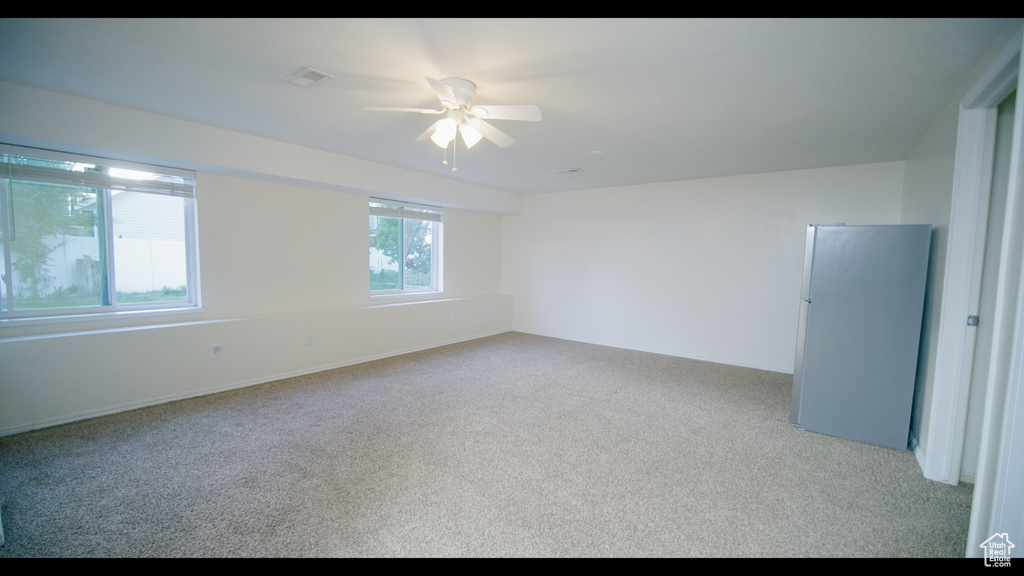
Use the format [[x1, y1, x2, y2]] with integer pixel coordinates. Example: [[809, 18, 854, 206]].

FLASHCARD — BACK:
[[791, 225, 930, 450]]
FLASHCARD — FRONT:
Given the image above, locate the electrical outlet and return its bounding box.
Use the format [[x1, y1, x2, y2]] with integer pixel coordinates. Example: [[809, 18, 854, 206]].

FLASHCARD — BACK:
[[304, 334, 313, 346], [210, 344, 222, 359], [449, 313, 455, 323]]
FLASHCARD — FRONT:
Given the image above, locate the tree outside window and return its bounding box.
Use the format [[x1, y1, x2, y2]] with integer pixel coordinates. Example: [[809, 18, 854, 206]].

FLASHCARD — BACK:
[[369, 201, 441, 294]]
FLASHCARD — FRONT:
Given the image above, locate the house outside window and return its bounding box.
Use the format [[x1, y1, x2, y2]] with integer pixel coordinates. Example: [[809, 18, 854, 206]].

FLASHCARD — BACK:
[[0, 144, 199, 319], [369, 199, 442, 295]]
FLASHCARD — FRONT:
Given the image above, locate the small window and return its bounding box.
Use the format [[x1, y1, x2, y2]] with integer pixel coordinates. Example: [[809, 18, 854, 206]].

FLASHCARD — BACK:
[[369, 199, 442, 294], [0, 144, 199, 319]]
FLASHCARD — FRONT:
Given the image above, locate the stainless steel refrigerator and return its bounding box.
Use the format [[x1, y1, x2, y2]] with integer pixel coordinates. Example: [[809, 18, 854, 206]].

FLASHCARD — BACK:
[[789, 224, 931, 450]]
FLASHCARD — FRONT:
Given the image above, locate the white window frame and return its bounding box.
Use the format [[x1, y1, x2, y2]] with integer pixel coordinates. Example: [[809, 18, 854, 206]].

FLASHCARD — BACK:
[[0, 144, 200, 322], [369, 198, 443, 297]]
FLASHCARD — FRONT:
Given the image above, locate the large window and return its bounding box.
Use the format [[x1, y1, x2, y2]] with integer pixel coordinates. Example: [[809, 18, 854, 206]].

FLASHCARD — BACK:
[[369, 199, 442, 294], [0, 144, 199, 319]]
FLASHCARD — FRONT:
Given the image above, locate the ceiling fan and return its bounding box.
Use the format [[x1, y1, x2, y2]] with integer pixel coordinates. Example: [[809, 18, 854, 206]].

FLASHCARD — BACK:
[[364, 77, 541, 169]]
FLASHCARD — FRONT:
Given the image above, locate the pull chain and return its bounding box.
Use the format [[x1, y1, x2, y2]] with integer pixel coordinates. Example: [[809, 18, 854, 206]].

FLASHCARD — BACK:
[[439, 131, 458, 171]]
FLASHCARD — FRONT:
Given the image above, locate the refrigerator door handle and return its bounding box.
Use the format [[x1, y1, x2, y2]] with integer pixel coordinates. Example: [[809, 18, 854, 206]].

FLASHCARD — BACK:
[[800, 225, 817, 301], [791, 225, 817, 427], [790, 298, 811, 426]]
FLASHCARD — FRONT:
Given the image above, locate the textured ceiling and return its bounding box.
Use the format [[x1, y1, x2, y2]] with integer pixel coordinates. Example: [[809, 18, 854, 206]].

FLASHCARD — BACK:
[[0, 18, 1011, 194]]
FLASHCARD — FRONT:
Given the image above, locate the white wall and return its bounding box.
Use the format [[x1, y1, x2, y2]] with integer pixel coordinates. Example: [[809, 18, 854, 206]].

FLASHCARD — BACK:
[[900, 72, 963, 458], [0, 295, 513, 433], [501, 163, 906, 373], [0, 83, 513, 434]]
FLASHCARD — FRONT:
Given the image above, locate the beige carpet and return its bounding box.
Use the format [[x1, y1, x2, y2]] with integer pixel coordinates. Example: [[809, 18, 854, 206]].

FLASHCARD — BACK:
[[0, 332, 974, 557]]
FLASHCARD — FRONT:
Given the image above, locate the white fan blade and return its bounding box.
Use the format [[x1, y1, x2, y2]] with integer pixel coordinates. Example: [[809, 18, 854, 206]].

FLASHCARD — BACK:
[[470, 104, 542, 122], [474, 120, 516, 148], [426, 77, 458, 109], [364, 106, 444, 114]]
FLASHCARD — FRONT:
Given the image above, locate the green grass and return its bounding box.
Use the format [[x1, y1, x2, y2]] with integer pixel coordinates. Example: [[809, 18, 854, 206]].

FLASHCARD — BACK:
[[370, 269, 432, 292], [13, 286, 187, 309]]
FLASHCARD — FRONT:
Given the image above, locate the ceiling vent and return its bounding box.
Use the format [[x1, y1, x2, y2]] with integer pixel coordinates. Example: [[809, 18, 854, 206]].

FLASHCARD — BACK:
[[285, 67, 332, 87], [554, 167, 583, 173]]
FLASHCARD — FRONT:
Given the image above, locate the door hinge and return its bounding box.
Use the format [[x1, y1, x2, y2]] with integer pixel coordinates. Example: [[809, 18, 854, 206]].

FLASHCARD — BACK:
[[968, 315, 980, 327]]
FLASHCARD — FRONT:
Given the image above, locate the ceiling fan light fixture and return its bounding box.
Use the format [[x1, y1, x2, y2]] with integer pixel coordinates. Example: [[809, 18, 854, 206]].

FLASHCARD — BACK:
[[430, 131, 452, 148], [431, 118, 458, 148], [459, 124, 483, 148], [366, 77, 541, 162]]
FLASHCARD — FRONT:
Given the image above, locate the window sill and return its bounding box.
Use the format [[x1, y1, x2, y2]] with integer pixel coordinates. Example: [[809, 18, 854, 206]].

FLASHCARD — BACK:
[[0, 305, 206, 337], [369, 290, 446, 303]]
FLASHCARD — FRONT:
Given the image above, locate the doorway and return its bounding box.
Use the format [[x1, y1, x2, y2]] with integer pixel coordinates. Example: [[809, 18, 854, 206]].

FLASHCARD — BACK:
[[961, 90, 1016, 481]]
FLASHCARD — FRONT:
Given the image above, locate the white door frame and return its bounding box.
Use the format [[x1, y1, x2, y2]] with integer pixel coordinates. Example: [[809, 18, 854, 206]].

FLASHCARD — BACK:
[[921, 28, 1022, 485], [919, 25, 1024, 556], [966, 29, 1024, 556]]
